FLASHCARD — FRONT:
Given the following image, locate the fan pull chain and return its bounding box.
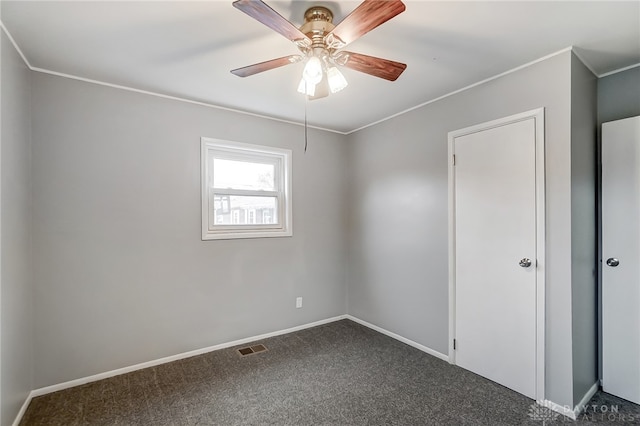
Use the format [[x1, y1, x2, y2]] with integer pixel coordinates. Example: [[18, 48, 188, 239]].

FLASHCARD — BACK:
[[304, 91, 309, 153]]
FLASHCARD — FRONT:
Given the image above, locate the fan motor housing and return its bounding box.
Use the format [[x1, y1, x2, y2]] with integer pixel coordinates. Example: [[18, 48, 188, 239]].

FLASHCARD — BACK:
[[300, 6, 335, 47]]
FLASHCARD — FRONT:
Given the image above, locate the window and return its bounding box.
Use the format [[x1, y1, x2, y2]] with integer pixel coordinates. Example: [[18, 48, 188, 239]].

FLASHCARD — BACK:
[[201, 138, 292, 240]]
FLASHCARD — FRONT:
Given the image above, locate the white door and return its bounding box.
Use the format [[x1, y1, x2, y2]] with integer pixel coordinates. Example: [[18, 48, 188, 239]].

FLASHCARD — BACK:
[[450, 112, 543, 400], [602, 116, 640, 405]]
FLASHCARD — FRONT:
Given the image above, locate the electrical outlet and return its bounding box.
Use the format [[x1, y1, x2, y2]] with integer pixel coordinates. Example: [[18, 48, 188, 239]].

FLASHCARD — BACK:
[[296, 297, 303, 308]]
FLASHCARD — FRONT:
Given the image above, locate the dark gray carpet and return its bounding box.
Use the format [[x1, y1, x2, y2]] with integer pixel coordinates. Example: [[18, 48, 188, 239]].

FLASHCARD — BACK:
[[20, 320, 640, 425]]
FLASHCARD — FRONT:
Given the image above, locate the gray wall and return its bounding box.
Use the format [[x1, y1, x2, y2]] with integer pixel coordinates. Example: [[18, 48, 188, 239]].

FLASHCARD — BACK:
[[346, 51, 578, 407], [597, 66, 640, 126], [570, 53, 598, 406], [1, 32, 34, 425], [30, 73, 348, 388]]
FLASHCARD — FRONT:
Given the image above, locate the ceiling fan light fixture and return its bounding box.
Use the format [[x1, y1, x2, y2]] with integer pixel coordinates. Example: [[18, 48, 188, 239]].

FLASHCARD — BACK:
[[297, 78, 316, 96], [327, 66, 348, 93], [231, 0, 407, 98], [302, 56, 323, 85]]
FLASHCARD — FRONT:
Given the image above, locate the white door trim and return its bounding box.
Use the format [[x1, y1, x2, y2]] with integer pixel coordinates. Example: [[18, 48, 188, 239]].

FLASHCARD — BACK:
[[447, 108, 546, 402]]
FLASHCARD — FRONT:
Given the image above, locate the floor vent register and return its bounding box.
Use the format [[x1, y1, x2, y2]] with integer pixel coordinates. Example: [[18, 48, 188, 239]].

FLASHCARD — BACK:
[[237, 344, 268, 356]]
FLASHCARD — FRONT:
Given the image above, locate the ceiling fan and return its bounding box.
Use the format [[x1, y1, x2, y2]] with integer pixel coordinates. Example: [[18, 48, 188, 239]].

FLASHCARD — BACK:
[[231, 0, 407, 100]]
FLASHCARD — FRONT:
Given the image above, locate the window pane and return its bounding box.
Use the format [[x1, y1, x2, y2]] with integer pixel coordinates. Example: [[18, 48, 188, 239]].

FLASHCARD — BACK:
[[213, 158, 275, 191], [213, 195, 278, 225]]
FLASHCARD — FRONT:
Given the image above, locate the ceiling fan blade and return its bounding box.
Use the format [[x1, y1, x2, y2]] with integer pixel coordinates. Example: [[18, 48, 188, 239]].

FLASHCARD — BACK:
[[231, 55, 302, 77], [233, 0, 311, 43], [340, 51, 406, 81], [326, 0, 405, 48]]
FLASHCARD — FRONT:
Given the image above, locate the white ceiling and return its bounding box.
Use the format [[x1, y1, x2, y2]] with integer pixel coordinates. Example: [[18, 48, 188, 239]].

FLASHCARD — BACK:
[[2, 1, 639, 133]]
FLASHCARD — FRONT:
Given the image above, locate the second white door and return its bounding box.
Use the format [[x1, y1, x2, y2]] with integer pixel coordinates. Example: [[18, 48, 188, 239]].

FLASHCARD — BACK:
[[602, 116, 640, 405], [451, 114, 540, 399]]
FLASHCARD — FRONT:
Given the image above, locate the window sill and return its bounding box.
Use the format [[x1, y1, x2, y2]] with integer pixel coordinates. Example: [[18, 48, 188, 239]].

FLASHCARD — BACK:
[[202, 228, 293, 241]]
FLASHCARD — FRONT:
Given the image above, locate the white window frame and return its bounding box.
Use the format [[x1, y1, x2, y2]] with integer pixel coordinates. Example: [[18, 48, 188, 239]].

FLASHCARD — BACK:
[[201, 137, 292, 240]]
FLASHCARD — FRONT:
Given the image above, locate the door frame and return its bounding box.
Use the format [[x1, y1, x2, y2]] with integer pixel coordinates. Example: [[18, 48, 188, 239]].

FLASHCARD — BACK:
[[447, 108, 546, 402]]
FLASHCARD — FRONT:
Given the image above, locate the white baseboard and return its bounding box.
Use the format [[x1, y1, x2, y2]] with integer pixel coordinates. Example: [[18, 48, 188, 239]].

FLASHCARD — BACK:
[[12, 315, 348, 425], [12, 391, 35, 426], [345, 315, 449, 361], [573, 381, 600, 416], [539, 381, 600, 421]]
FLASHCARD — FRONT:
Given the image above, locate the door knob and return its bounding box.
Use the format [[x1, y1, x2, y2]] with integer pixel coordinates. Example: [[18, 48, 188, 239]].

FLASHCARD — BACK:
[[606, 258, 619, 267], [519, 258, 532, 268]]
